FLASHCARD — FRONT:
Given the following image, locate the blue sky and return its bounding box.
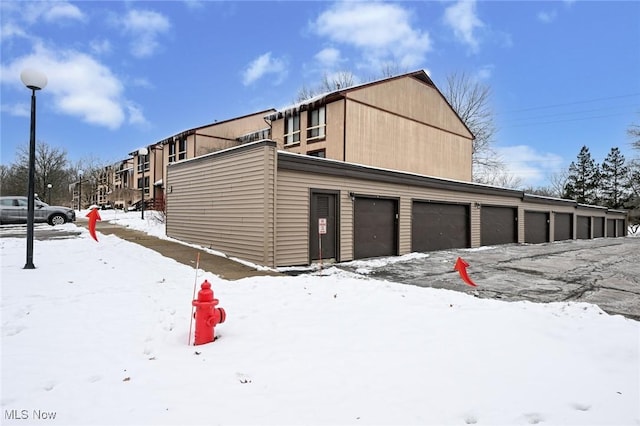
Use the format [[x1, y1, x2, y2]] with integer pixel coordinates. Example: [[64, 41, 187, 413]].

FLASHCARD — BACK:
[[1, 0, 639, 188]]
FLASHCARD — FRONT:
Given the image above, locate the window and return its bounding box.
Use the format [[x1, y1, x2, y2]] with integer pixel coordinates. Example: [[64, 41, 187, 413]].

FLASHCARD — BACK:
[[168, 142, 176, 163], [307, 149, 326, 158], [284, 112, 300, 145], [137, 153, 149, 173], [307, 106, 326, 141], [137, 176, 150, 195], [178, 139, 187, 160]]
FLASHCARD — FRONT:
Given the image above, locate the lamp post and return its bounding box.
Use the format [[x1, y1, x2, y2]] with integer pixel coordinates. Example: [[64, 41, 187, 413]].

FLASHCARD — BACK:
[[78, 169, 83, 211], [20, 68, 47, 270], [138, 147, 148, 220], [47, 183, 52, 204]]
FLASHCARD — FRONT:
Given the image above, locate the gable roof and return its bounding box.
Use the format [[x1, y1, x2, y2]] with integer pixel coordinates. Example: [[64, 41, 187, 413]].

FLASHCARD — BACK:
[[264, 70, 473, 139]]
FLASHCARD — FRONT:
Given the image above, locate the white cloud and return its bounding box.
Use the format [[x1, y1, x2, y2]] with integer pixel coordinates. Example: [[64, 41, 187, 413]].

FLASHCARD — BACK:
[[475, 64, 494, 81], [183, 0, 205, 11], [537, 10, 558, 24], [18, 0, 86, 25], [242, 52, 287, 86], [90, 38, 112, 55], [120, 9, 171, 58], [126, 102, 149, 127], [495, 145, 564, 187], [44, 2, 85, 23], [0, 102, 30, 117], [0, 43, 144, 130], [443, 0, 484, 53], [312, 2, 431, 70], [315, 47, 342, 69], [0, 1, 84, 42], [0, 21, 27, 41]]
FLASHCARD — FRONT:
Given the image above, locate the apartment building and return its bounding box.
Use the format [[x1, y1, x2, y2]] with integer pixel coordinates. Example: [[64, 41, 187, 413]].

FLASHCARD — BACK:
[[96, 109, 274, 209], [78, 69, 627, 266], [265, 70, 474, 181], [93, 71, 474, 209]]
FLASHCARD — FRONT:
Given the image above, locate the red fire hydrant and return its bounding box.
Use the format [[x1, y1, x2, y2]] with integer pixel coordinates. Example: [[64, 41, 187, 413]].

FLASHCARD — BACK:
[[192, 280, 226, 345]]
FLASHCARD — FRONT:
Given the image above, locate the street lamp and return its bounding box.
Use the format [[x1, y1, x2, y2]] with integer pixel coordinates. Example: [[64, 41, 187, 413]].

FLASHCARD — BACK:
[[78, 169, 83, 211], [47, 183, 52, 204], [138, 147, 148, 219], [20, 68, 47, 270]]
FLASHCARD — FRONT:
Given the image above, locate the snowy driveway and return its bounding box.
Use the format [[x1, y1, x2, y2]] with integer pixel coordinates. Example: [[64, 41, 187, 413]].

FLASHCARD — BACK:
[[337, 237, 640, 321]]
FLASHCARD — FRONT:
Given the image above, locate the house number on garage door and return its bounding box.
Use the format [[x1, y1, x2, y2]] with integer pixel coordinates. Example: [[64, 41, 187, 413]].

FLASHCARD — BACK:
[[318, 218, 327, 234]]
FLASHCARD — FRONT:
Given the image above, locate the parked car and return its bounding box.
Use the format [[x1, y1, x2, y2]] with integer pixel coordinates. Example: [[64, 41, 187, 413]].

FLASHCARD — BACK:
[[0, 196, 76, 225]]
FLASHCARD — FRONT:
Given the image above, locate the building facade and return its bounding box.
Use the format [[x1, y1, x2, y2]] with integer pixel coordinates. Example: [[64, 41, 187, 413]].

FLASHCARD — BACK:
[[266, 70, 473, 181], [95, 109, 275, 210], [166, 141, 628, 268]]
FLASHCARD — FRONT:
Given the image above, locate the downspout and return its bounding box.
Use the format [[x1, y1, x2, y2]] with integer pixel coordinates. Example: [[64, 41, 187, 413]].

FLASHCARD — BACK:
[[343, 96, 347, 162], [271, 144, 277, 268]]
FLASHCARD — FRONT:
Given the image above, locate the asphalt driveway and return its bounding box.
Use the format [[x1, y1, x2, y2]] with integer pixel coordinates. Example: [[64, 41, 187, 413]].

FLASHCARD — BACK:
[[338, 237, 640, 321]]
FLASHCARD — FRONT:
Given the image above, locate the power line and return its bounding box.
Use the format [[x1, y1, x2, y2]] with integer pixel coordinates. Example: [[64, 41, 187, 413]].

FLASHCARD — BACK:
[[501, 112, 630, 128], [500, 93, 640, 114], [504, 104, 637, 123]]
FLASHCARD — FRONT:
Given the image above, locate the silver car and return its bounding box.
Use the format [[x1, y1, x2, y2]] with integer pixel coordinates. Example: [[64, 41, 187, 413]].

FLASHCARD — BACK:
[[0, 196, 76, 226]]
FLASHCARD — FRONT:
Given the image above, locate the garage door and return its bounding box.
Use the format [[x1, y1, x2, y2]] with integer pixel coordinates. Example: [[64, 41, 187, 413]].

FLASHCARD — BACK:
[[412, 201, 469, 252], [354, 197, 397, 259], [593, 217, 604, 238], [606, 219, 616, 237], [577, 216, 591, 239], [524, 211, 549, 244], [554, 213, 573, 241], [481, 206, 517, 246], [616, 219, 626, 237]]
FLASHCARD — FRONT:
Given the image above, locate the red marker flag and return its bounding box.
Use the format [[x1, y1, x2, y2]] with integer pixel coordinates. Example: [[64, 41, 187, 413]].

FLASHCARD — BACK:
[[454, 257, 477, 287], [86, 208, 101, 242]]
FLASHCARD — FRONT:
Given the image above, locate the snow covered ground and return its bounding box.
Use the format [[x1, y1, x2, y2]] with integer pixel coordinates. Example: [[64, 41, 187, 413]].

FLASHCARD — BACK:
[[1, 210, 639, 425]]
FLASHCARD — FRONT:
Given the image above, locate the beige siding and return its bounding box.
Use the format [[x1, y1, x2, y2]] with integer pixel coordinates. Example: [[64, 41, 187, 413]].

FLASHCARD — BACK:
[[272, 100, 347, 160], [196, 112, 270, 140], [277, 166, 519, 266], [275, 155, 628, 267], [166, 142, 276, 266], [519, 201, 614, 242], [270, 73, 472, 182], [346, 75, 472, 139], [326, 100, 345, 160], [345, 100, 472, 181], [165, 143, 627, 268], [157, 111, 274, 203]]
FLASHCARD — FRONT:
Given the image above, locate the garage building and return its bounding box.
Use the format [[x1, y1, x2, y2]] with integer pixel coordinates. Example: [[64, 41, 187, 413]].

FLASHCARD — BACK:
[[166, 141, 628, 268]]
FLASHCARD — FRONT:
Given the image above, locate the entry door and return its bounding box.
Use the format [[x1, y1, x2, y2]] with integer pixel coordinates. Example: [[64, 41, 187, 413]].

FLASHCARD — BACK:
[[310, 192, 337, 262]]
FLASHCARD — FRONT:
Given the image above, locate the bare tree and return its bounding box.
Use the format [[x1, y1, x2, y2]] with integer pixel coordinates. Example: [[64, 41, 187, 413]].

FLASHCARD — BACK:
[[13, 141, 71, 204], [476, 169, 522, 189], [71, 156, 110, 208], [296, 71, 357, 102], [378, 63, 408, 79], [442, 72, 502, 182], [628, 122, 640, 151], [547, 170, 569, 198]]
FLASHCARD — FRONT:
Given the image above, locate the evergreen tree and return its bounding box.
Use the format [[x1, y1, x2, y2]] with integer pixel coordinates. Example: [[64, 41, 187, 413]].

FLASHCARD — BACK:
[[600, 147, 629, 209], [563, 145, 600, 204]]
